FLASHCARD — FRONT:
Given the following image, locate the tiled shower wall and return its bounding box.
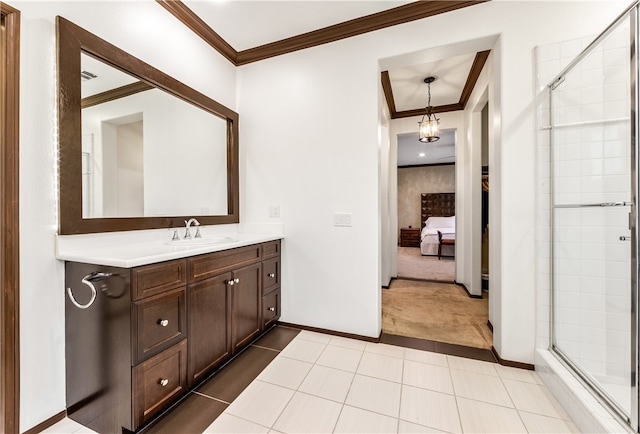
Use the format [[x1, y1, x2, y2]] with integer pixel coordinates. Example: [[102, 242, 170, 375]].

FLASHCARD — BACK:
[[536, 18, 632, 417]]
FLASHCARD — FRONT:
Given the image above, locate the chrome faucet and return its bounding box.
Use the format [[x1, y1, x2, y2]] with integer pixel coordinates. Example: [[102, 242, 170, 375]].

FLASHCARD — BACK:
[[184, 218, 201, 239]]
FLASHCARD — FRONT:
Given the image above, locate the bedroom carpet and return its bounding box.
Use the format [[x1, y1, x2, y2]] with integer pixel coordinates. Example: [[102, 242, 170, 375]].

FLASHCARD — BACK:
[[397, 246, 455, 282], [382, 279, 492, 349]]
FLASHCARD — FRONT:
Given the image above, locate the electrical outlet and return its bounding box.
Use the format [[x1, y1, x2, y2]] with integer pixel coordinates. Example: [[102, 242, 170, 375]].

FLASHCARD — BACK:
[[268, 205, 280, 218], [333, 213, 352, 227]]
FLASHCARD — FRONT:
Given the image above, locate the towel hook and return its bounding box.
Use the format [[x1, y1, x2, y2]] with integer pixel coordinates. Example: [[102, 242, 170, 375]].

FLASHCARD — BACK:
[[67, 271, 113, 309]]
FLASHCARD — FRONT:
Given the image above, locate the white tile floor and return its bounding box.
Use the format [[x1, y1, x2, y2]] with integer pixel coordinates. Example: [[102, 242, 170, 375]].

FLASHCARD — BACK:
[[46, 330, 580, 433]]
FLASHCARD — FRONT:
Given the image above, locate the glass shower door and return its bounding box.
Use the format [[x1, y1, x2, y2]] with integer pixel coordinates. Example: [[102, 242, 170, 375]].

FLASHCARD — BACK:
[[549, 5, 636, 426]]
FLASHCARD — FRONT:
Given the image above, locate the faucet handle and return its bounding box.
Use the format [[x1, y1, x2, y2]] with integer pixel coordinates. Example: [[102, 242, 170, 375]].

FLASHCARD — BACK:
[[170, 228, 179, 241], [195, 226, 201, 238]]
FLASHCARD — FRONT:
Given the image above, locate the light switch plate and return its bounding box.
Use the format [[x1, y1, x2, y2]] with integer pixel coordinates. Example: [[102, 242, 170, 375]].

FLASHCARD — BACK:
[[334, 213, 352, 227], [268, 205, 280, 218]]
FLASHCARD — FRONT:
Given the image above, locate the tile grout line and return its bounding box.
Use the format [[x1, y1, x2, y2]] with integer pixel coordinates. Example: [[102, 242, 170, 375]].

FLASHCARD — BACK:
[[192, 391, 231, 405], [251, 344, 282, 352], [269, 336, 328, 431], [396, 353, 406, 433]]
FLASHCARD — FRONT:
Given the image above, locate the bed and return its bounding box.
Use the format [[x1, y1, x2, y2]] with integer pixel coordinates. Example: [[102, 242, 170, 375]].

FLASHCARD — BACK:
[[420, 193, 455, 257]]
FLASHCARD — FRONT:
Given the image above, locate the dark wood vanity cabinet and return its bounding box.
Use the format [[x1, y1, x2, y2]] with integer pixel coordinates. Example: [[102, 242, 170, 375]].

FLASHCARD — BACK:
[[262, 241, 281, 329], [65, 240, 281, 433]]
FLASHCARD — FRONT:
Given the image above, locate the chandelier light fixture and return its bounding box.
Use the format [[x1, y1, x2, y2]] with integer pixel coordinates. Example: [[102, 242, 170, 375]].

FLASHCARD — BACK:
[[418, 76, 440, 143]]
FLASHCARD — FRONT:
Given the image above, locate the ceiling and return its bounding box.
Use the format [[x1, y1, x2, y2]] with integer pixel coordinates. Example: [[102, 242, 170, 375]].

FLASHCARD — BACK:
[[389, 53, 476, 112], [398, 129, 455, 166], [155, 1, 491, 166], [182, 1, 413, 52]]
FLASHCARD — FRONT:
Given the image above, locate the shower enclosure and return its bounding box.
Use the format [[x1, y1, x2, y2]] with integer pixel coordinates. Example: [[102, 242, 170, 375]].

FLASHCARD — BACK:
[[549, 2, 638, 429]]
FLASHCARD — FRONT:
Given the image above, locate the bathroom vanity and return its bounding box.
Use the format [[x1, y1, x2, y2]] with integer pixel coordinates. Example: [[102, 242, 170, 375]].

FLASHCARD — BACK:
[[53, 15, 279, 433], [62, 237, 281, 433]]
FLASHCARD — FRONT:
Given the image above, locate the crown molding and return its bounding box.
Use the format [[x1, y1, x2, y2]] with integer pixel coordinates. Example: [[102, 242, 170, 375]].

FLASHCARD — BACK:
[[459, 50, 490, 109], [157, 0, 488, 66], [381, 49, 491, 119], [81, 81, 153, 109], [235, 1, 488, 65], [156, 0, 238, 64]]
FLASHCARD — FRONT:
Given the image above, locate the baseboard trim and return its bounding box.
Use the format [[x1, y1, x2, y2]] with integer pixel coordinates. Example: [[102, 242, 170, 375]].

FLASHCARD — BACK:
[[454, 281, 483, 299], [23, 410, 66, 434], [382, 276, 397, 289], [487, 320, 493, 332], [396, 276, 455, 285], [277, 321, 381, 343], [492, 346, 535, 370]]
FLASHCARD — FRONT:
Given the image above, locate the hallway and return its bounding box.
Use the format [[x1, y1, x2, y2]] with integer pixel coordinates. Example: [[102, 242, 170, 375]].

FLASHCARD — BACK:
[[382, 279, 491, 350]]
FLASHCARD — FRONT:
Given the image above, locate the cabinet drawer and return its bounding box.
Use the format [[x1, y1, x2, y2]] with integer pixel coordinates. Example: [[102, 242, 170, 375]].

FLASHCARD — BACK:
[[262, 240, 281, 259], [132, 259, 187, 301], [262, 288, 281, 330], [262, 257, 280, 294], [133, 288, 187, 364], [189, 245, 261, 282], [133, 340, 187, 428]]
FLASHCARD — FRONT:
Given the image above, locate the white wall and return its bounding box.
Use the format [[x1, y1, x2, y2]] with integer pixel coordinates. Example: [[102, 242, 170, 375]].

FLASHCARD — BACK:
[[379, 100, 392, 287], [15, 1, 236, 430], [238, 1, 629, 362], [397, 165, 456, 231], [461, 55, 492, 298]]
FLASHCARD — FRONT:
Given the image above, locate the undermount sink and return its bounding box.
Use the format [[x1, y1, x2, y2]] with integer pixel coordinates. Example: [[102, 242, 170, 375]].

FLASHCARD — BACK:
[[164, 236, 236, 247]]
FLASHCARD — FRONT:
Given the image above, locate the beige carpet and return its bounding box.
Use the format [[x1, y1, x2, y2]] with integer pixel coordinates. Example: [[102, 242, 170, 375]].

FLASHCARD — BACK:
[[397, 247, 455, 282], [382, 279, 492, 349]]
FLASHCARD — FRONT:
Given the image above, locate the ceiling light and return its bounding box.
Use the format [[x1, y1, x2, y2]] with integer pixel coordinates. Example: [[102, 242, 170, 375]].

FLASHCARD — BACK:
[[418, 76, 440, 143], [419, 152, 426, 157]]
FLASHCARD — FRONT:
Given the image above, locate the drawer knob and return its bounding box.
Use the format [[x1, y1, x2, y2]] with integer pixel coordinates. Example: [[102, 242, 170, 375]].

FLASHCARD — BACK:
[[228, 280, 234, 286], [268, 273, 275, 278], [159, 319, 169, 327], [159, 378, 169, 387], [234, 278, 240, 284], [268, 307, 275, 312]]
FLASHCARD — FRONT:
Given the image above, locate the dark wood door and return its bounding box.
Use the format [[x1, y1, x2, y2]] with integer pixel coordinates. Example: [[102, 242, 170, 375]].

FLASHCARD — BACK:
[[187, 272, 231, 387], [231, 262, 262, 352]]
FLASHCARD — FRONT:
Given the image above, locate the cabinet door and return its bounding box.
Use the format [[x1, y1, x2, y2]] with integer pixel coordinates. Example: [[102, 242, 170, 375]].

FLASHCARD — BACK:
[[231, 262, 262, 352], [187, 273, 231, 387]]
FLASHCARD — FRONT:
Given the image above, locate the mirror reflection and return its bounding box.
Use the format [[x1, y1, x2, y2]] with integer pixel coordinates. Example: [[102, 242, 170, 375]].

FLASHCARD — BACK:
[[80, 53, 228, 219]]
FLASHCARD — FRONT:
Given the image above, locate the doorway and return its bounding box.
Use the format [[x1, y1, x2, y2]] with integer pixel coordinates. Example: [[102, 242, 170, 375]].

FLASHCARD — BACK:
[[1, 2, 20, 433], [379, 42, 495, 350], [396, 129, 456, 283]]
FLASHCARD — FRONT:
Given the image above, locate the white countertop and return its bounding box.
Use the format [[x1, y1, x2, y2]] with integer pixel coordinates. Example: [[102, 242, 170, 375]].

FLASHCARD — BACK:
[[56, 224, 283, 268]]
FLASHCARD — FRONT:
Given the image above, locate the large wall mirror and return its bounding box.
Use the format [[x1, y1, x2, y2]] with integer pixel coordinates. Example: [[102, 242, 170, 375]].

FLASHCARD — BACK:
[[57, 16, 239, 234]]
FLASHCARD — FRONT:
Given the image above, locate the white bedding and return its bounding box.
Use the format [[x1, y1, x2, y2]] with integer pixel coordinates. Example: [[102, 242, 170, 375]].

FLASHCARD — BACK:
[[420, 216, 456, 257]]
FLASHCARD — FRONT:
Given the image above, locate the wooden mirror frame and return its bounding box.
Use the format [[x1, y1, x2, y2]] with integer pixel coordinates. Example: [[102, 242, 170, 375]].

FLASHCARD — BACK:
[[56, 16, 239, 234]]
